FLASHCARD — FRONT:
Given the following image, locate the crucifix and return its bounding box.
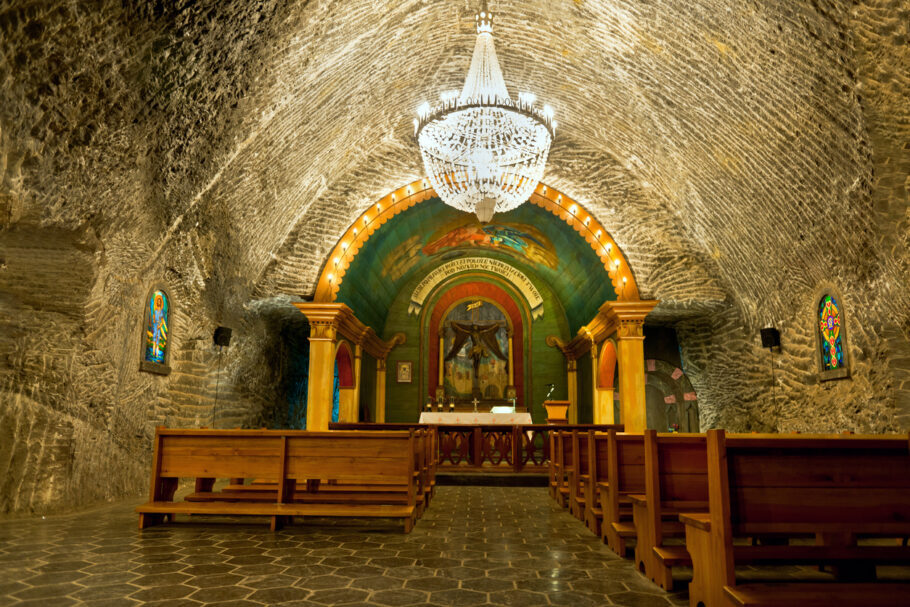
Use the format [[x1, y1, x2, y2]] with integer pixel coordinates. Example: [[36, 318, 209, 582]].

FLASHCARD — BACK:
[[472, 397, 479, 413]]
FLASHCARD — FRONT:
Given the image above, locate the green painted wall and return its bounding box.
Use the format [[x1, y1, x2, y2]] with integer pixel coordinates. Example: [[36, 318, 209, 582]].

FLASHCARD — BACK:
[[381, 258, 570, 423], [337, 198, 616, 334]]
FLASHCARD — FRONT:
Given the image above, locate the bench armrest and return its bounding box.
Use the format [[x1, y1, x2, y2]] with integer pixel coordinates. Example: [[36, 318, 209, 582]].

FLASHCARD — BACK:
[[627, 494, 647, 506], [680, 512, 711, 531]]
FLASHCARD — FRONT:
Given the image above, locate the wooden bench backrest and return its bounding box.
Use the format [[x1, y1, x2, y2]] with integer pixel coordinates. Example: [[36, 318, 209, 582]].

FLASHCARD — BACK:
[[645, 430, 708, 509], [703, 429, 910, 589], [286, 431, 415, 484], [721, 431, 910, 536], [612, 432, 645, 494], [560, 430, 574, 469], [589, 431, 610, 485], [155, 428, 415, 484], [158, 432, 284, 480], [572, 430, 590, 478]]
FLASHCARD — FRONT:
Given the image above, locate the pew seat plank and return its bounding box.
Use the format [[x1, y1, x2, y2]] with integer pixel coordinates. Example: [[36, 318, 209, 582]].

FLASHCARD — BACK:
[[724, 582, 910, 607], [137, 500, 415, 518]]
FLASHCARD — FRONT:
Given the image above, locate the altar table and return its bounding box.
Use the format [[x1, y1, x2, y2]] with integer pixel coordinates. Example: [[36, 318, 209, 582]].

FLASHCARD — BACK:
[[418, 411, 534, 425]]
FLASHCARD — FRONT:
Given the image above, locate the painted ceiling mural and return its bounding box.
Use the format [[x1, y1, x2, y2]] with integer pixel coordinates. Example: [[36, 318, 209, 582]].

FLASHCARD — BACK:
[[336, 197, 617, 332]]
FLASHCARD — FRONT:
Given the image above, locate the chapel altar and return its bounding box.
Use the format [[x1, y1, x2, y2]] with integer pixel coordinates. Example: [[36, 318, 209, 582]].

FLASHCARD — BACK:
[[417, 411, 533, 425]]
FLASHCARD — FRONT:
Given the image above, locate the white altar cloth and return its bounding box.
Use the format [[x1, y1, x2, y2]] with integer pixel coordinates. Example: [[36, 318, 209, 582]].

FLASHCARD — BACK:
[[418, 412, 534, 425]]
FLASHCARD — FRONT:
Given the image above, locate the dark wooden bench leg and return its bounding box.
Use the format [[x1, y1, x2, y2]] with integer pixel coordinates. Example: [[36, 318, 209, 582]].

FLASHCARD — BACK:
[[195, 477, 215, 493], [138, 513, 167, 529]]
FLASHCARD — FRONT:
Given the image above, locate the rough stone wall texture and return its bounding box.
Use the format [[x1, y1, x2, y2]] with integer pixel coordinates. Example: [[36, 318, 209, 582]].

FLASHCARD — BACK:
[[0, 0, 907, 514]]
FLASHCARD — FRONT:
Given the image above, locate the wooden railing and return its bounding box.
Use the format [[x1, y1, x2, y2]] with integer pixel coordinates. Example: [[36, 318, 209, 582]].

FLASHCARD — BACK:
[[330, 423, 623, 473]]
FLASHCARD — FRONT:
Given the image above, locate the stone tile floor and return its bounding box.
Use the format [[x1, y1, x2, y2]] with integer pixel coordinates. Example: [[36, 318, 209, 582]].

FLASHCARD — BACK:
[[0, 486, 689, 606]]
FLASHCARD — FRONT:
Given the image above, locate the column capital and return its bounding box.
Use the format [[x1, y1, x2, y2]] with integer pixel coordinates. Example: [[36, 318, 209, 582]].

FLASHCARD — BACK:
[[294, 303, 406, 357], [601, 300, 658, 341], [599, 299, 659, 324], [377, 358, 387, 371]]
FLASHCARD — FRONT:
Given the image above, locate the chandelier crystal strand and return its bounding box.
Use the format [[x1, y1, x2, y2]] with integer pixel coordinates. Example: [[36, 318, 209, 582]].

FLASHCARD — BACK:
[[415, 2, 554, 222]]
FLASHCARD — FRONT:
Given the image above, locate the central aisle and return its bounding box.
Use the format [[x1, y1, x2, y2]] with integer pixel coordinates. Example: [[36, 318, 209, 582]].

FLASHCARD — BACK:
[[0, 486, 688, 606]]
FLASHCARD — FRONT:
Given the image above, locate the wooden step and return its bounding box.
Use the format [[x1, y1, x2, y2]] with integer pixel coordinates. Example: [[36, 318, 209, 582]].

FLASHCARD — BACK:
[[136, 500, 414, 518], [612, 521, 636, 537], [185, 492, 410, 505], [653, 545, 691, 567]]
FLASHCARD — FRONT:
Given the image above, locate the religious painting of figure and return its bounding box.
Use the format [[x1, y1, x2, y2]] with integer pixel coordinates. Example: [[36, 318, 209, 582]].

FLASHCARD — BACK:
[[818, 295, 843, 370], [145, 290, 169, 364], [442, 301, 509, 400], [397, 361, 412, 383]]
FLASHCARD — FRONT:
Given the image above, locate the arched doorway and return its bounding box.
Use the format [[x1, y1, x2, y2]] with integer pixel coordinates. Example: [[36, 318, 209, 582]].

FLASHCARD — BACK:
[[334, 341, 355, 422], [596, 340, 619, 423], [426, 281, 527, 409]]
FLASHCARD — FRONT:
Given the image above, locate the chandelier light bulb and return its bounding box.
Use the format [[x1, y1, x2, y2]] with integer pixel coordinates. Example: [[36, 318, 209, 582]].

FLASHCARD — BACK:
[[414, 1, 554, 222]]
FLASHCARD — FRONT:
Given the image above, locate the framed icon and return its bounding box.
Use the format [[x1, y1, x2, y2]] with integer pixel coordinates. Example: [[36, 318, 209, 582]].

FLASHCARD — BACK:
[[396, 361, 412, 383]]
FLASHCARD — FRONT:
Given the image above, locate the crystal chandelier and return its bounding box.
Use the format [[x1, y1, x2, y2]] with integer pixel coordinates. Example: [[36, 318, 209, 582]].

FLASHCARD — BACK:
[[415, 1, 555, 223]]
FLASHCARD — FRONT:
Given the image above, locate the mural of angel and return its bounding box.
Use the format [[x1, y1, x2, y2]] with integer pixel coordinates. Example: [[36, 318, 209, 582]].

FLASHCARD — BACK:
[[422, 221, 558, 269]]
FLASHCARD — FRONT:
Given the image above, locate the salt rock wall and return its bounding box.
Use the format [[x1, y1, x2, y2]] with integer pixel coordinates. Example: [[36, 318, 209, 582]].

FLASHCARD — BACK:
[[0, 1, 295, 516]]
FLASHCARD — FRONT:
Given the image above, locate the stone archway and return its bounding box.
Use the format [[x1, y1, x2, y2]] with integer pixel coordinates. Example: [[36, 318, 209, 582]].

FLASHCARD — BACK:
[[596, 339, 619, 423], [645, 358, 699, 432]]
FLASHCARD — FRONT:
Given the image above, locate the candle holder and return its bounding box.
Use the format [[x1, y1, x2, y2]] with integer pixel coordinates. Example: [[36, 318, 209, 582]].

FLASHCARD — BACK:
[[426, 397, 434, 412], [448, 396, 455, 412]]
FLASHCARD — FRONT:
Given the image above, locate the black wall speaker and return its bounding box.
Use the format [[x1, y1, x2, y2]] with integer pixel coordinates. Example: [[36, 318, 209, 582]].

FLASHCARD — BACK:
[[213, 326, 232, 347], [760, 327, 780, 349]]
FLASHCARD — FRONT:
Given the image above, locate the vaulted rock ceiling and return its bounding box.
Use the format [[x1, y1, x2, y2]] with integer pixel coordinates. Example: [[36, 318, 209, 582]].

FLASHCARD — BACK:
[[3, 0, 904, 331]]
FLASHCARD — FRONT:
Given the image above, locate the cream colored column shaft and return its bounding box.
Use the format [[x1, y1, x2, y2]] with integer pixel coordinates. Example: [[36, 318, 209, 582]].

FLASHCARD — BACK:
[[305, 322, 337, 431], [617, 320, 646, 432], [352, 344, 363, 421], [438, 334, 445, 385], [567, 359, 578, 424], [376, 359, 387, 423]]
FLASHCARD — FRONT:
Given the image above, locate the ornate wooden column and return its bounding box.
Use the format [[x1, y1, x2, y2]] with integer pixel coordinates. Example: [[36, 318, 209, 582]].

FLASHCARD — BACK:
[[300, 312, 339, 431], [601, 301, 658, 433], [548, 299, 657, 430], [294, 303, 405, 430]]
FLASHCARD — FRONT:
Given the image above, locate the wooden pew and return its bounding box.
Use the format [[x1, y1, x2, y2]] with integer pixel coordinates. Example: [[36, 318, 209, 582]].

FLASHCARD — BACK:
[[600, 430, 645, 556], [548, 425, 624, 503], [194, 429, 430, 517], [681, 430, 910, 607], [554, 430, 574, 508], [548, 430, 559, 500], [136, 428, 421, 532], [569, 430, 591, 520], [629, 430, 707, 590], [584, 430, 607, 535], [329, 422, 437, 502]]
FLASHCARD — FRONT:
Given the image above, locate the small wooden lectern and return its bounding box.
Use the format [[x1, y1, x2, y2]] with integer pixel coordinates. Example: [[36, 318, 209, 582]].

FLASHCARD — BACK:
[[544, 400, 570, 425]]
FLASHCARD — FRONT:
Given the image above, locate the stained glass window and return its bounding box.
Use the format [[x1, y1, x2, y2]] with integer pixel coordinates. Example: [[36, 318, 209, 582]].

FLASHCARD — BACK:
[[145, 290, 169, 365], [818, 294, 843, 371]]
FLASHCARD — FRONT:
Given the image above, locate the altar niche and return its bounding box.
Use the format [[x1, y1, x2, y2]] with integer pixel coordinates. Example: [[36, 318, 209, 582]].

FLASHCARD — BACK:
[[442, 299, 512, 403]]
